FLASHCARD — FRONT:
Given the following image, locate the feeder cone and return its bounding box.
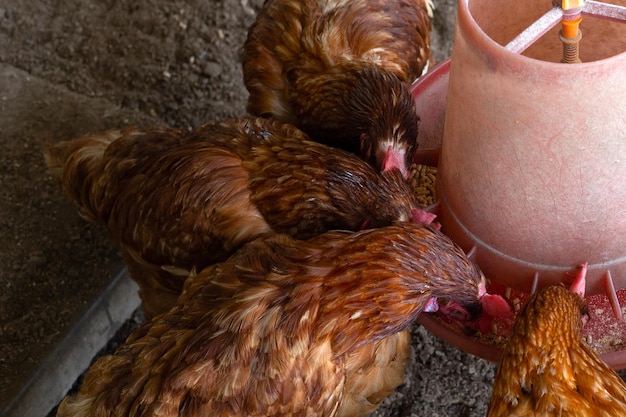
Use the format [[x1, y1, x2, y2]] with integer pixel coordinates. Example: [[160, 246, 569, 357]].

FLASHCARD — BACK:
[[411, 0, 626, 368]]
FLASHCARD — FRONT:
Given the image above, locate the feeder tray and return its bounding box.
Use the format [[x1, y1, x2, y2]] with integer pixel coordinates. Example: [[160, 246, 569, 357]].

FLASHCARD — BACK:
[[410, 0, 626, 368]]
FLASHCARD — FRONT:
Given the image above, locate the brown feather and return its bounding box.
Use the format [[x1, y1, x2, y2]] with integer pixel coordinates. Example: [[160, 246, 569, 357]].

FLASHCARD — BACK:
[[43, 116, 423, 317], [242, 0, 432, 174], [487, 285, 626, 417], [57, 222, 487, 417]]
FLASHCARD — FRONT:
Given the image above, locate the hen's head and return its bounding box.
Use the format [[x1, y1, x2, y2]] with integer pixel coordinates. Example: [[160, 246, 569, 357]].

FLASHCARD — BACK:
[[425, 263, 510, 323], [349, 66, 419, 179], [517, 285, 589, 345], [393, 224, 511, 324], [512, 264, 589, 343], [432, 278, 513, 325], [398, 213, 510, 324]]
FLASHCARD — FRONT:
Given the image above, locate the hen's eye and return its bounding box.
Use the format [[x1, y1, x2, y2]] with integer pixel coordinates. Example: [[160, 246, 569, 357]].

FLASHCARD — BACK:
[[581, 304, 590, 326], [581, 311, 590, 327]]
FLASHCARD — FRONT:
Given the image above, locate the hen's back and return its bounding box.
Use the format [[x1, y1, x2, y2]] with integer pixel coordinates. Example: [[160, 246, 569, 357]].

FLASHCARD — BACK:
[[44, 117, 421, 317], [243, 0, 433, 119]]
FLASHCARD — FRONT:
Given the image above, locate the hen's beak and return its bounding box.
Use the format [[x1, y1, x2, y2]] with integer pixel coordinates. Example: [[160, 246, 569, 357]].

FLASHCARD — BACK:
[[380, 145, 409, 179]]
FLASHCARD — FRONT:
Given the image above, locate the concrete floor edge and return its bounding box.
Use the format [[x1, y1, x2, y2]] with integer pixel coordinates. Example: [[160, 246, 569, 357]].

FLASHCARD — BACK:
[[1, 269, 140, 417]]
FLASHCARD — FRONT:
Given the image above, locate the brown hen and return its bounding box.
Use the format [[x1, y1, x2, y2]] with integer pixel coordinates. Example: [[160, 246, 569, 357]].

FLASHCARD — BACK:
[[57, 222, 495, 417], [44, 116, 426, 317], [242, 0, 433, 178], [487, 264, 626, 416]]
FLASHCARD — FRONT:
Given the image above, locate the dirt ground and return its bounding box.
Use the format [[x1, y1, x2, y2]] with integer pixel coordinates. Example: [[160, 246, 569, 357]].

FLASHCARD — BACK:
[[0, 0, 503, 415]]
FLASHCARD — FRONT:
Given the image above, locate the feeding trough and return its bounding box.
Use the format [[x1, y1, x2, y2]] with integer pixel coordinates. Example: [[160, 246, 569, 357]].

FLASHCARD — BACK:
[[410, 0, 626, 367]]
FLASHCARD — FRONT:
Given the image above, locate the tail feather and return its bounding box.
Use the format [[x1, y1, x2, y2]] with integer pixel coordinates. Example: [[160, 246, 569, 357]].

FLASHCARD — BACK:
[[43, 129, 127, 223]]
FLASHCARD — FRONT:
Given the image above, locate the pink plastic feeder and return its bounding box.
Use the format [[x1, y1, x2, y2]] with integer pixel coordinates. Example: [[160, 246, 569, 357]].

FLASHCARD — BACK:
[[410, 0, 626, 367]]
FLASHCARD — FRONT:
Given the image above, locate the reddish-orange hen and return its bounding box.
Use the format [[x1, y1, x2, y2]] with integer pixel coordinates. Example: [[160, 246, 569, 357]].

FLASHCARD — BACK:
[[487, 264, 626, 416], [242, 0, 433, 178], [44, 116, 427, 317], [57, 222, 499, 417]]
